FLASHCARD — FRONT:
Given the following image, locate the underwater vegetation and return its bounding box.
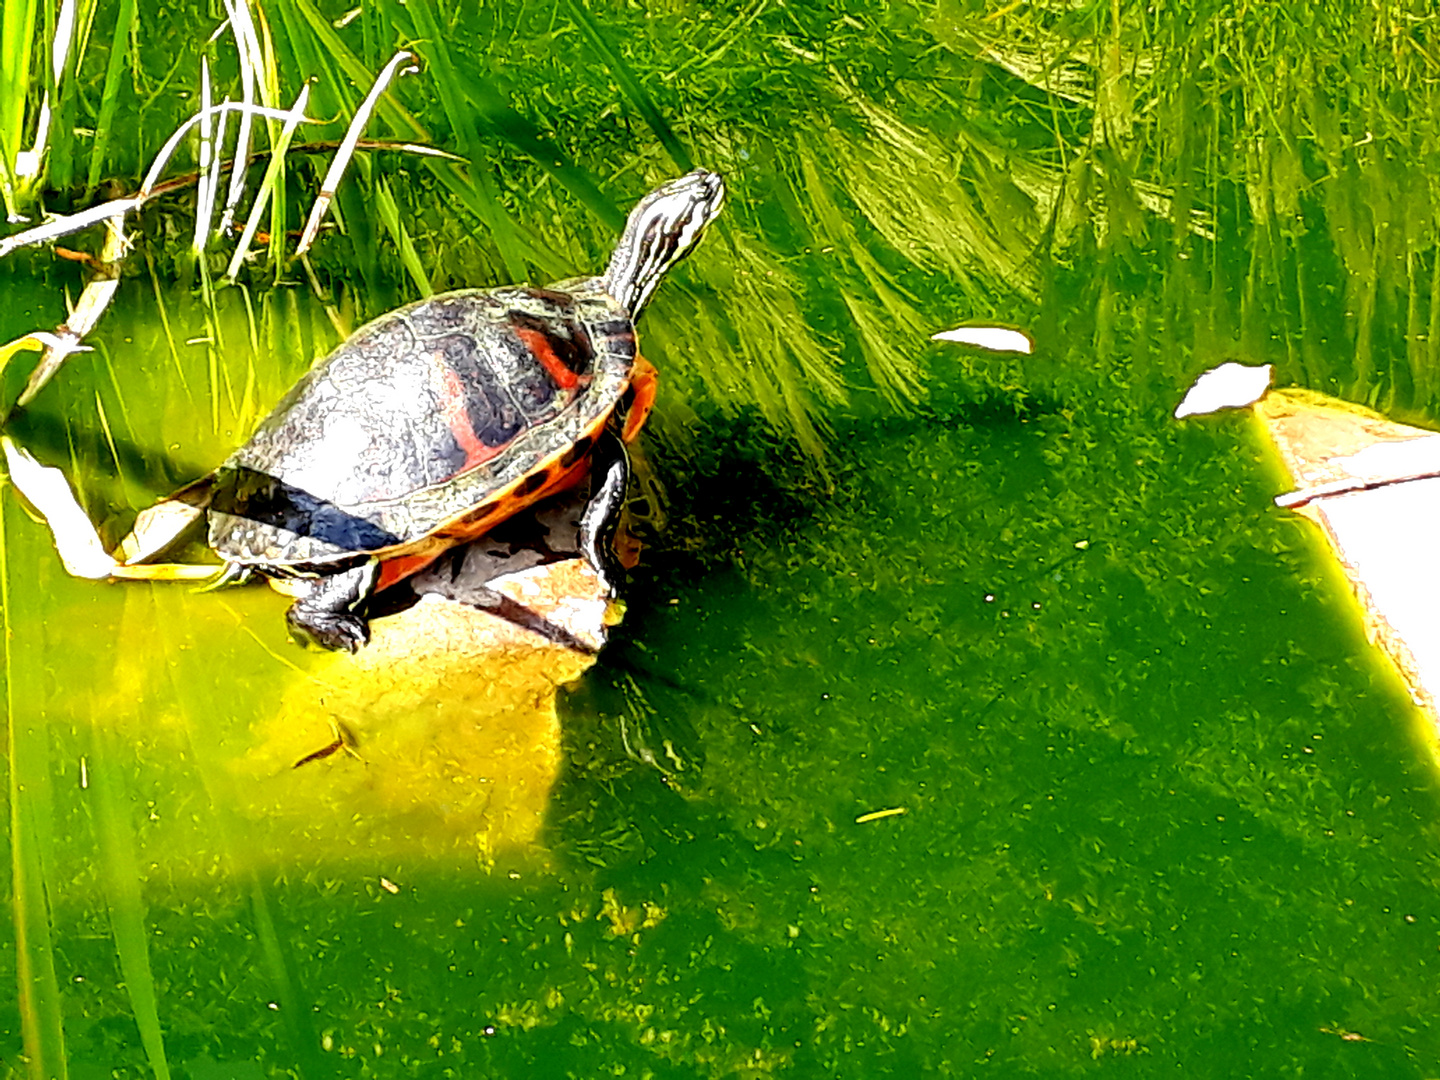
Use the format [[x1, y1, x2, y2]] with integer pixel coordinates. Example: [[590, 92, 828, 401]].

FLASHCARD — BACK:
[[2, 0, 1440, 1076]]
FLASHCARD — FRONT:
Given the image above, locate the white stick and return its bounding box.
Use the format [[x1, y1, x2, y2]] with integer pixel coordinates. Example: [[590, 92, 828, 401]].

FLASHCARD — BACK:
[[0, 102, 309, 259], [2, 436, 119, 579], [225, 83, 311, 281], [0, 196, 139, 256], [139, 102, 313, 199], [191, 57, 215, 253], [16, 0, 81, 178], [219, 0, 265, 232], [296, 49, 418, 256], [199, 98, 231, 250]]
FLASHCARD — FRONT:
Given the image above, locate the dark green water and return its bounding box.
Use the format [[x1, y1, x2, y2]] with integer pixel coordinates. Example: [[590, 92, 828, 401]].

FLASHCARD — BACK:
[[6, 1, 1440, 1077]]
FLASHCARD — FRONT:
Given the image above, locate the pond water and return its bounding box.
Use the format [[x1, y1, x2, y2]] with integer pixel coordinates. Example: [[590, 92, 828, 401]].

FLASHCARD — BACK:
[[4, 2, 1440, 1077]]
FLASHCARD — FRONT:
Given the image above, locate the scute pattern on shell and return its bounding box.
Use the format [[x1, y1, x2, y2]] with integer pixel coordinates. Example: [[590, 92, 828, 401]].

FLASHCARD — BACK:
[[208, 285, 635, 568]]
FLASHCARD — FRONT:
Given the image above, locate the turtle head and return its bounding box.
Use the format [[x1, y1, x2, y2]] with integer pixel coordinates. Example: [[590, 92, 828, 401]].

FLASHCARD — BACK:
[[603, 170, 725, 318]]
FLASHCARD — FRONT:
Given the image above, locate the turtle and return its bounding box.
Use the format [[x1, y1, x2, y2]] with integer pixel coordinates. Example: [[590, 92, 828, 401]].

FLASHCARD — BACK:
[[120, 169, 726, 651]]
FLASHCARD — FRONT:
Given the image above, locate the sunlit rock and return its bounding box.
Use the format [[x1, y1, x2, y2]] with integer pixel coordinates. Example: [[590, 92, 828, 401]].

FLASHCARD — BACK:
[[1174, 361, 1272, 418], [233, 559, 600, 867], [931, 325, 1034, 353], [230, 484, 617, 867], [34, 471, 619, 875], [1259, 390, 1440, 740]]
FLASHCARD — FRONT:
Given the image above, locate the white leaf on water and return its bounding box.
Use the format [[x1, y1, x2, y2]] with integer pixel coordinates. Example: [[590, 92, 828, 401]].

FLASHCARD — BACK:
[[1174, 361, 1272, 418], [931, 325, 1034, 354], [2, 437, 118, 579]]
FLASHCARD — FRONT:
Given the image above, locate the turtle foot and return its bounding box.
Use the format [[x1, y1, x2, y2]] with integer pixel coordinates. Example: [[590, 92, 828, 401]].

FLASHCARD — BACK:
[[286, 607, 371, 653]]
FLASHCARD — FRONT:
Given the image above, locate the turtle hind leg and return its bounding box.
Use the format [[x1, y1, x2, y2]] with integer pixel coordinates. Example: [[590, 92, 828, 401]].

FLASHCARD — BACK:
[[285, 561, 380, 653]]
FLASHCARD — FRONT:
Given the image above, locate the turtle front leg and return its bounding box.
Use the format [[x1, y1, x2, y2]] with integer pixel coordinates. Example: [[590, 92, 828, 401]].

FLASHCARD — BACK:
[[286, 560, 380, 653], [579, 432, 630, 595]]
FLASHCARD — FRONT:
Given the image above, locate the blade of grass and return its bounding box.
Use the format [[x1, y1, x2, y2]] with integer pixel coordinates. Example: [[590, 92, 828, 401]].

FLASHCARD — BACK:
[[255, 4, 292, 278], [88, 731, 172, 1080], [225, 83, 311, 282], [35, 0, 78, 188], [0, 0, 39, 194], [219, 0, 270, 233], [191, 57, 215, 256], [85, 0, 137, 193], [197, 99, 230, 254], [145, 250, 193, 400], [460, 80, 623, 232], [248, 874, 326, 1077], [560, 0, 694, 173], [404, 0, 527, 280], [375, 176, 432, 298], [288, 0, 555, 274], [139, 102, 317, 200], [794, 147, 925, 409], [17, 0, 78, 184], [48, 0, 100, 190], [0, 103, 316, 259], [4, 498, 71, 1079], [296, 49, 418, 256]]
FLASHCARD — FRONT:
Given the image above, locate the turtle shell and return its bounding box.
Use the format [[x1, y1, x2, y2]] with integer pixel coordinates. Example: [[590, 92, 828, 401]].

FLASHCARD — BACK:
[[205, 285, 637, 570]]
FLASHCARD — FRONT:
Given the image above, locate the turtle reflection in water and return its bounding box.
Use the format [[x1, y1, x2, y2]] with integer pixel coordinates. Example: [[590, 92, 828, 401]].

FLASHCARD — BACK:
[[118, 170, 725, 651]]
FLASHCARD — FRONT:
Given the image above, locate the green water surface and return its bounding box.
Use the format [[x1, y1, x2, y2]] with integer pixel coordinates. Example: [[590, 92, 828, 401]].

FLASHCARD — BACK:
[[4, 1, 1440, 1077]]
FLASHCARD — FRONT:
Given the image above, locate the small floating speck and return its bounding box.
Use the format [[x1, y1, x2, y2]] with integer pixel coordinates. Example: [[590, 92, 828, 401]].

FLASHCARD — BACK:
[[855, 807, 907, 824], [379, 877, 400, 894], [932, 325, 1034, 354]]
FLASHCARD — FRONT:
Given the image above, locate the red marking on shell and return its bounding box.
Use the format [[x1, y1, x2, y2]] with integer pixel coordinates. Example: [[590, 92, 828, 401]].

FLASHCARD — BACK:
[[438, 361, 499, 470], [514, 326, 580, 391]]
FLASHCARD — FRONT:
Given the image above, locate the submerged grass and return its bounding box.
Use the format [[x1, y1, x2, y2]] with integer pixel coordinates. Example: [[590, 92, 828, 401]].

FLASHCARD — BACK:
[[3, 501, 70, 1079], [88, 731, 172, 1080]]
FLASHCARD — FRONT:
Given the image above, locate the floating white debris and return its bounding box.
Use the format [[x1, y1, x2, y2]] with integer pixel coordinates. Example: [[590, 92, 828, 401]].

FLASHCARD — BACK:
[[931, 325, 1034, 354], [1174, 361, 1273, 418], [2, 436, 119, 579]]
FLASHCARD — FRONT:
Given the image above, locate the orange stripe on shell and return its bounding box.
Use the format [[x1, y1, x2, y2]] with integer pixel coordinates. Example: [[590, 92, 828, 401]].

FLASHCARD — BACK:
[[373, 353, 653, 594], [438, 362, 501, 470], [514, 325, 581, 391]]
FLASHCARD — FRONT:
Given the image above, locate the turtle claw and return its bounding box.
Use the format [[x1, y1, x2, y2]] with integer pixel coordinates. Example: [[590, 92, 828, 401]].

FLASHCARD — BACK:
[[283, 561, 379, 652], [286, 607, 370, 653]]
